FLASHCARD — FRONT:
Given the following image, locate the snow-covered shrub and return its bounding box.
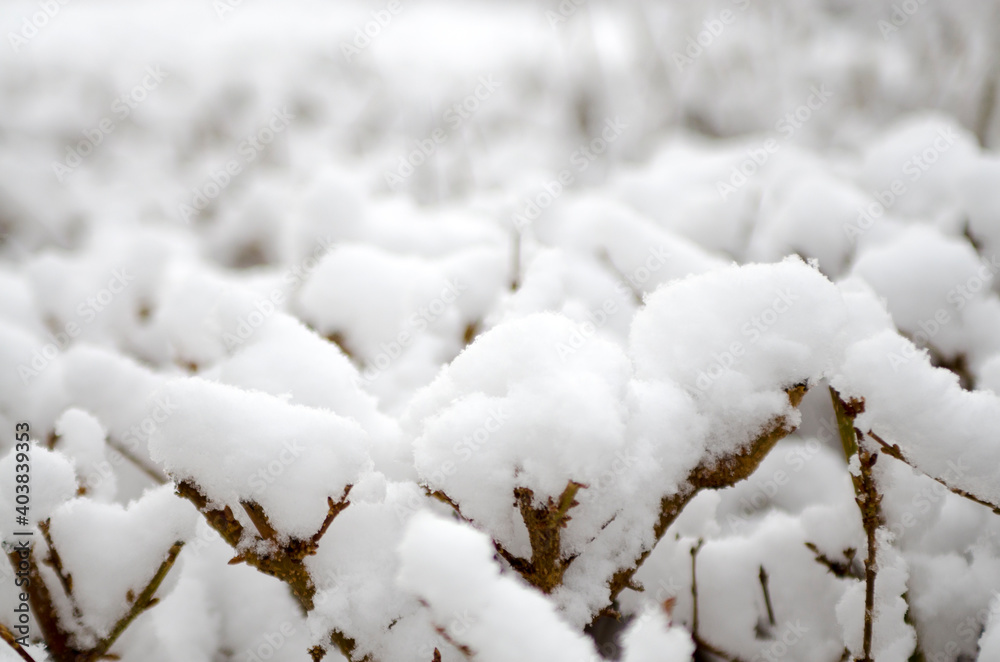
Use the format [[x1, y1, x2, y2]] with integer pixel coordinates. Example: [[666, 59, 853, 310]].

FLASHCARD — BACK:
[[3, 1, 1000, 661]]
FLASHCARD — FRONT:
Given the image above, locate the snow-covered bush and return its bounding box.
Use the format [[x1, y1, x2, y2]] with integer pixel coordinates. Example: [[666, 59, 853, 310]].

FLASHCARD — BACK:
[[2, 1, 1000, 661]]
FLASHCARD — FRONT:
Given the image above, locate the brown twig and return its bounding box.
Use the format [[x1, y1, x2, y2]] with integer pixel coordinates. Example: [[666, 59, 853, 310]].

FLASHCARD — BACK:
[[691, 538, 704, 639], [510, 481, 586, 593], [309, 487, 353, 552], [692, 633, 749, 662], [758, 565, 775, 628], [605, 384, 809, 612], [38, 520, 85, 625], [6, 545, 80, 660], [804, 543, 862, 581], [831, 390, 883, 662], [88, 542, 184, 661], [866, 430, 1000, 515], [0, 622, 37, 662], [106, 437, 168, 485], [425, 485, 562, 584], [174, 480, 364, 661], [175, 481, 315, 610]]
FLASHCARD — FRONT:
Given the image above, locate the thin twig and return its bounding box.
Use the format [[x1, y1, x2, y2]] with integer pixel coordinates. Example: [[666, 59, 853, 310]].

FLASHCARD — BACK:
[[830, 389, 882, 662], [692, 633, 749, 662], [804, 543, 862, 580], [0, 622, 37, 662], [758, 565, 775, 627], [105, 437, 167, 484], [857, 436, 880, 662], [691, 538, 705, 639], [174, 480, 365, 661], [604, 385, 810, 616], [88, 541, 184, 660], [309, 486, 353, 550], [38, 520, 85, 624], [866, 430, 1000, 515], [6, 545, 80, 660]]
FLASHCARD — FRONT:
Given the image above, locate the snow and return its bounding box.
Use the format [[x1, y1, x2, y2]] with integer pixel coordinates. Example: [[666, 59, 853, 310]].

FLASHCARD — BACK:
[[620, 607, 694, 662], [54, 408, 117, 501], [2, 0, 1000, 659], [148, 377, 371, 541], [45, 484, 196, 642], [397, 512, 600, 662], [832, 330, 1000, 508]]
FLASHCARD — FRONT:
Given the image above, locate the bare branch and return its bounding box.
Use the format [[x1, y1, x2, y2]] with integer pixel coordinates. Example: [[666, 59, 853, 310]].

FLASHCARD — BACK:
[[0, 622, 38, 662], [105, 437, 167, 485], [38, 521, 85, 626], [866, 430, 1000, 515], [88, 542, 184, 661], [605, 384, 809, 611]]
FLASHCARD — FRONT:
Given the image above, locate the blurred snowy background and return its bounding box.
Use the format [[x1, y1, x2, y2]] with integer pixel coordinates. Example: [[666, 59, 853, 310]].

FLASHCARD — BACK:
[[3, 0, 1000, 410], [2, 0, 999, 253]]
